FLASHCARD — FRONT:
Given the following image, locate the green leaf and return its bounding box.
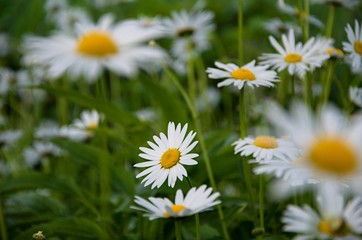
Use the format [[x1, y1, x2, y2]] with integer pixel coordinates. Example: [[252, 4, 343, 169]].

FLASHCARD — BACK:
[[52, 138, 136, 196], [14, 218, 108, 240], [0, 172, 81, 197]]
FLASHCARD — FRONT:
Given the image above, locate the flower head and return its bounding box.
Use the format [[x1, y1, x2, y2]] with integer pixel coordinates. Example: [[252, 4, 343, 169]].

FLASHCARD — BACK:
[[259, 30, 329, 79], [23, 14, 166, 82], [343, 20, 362, 72], [134, 122, 198, 189], [131, 185, 220, 220], [206, 60, 279, 90], [283, 185, 362, 239], [254, 102, 362, 192], [233, 135, 299, 162]]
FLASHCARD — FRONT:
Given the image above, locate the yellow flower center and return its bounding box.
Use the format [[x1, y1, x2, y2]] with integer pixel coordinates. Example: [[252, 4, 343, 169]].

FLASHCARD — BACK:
[[87, 121, 98, 129], [176, 27, 196, 37], [231, 68, 256, 81], [163, 204, 186, 218], [326, 48, 344, 57], [354, 41, 362, 55], [160, 148, 180, 169], [318, 219, 349, 237], [253, 136, 278, 149], [308, 137, 357, 175], [284, 53, 302, 63], [76, 31, 118, 57]]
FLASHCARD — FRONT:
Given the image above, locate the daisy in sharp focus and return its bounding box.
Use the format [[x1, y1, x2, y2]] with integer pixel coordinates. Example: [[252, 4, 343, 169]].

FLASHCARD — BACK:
[[282, 184, 362, 239], [134, 122, 198, 189], [254, 102, 362, 193], [131, 185, 220, 220], [206, 60, 279, 90], [259, 29, 330, 79], [343, 20, 362, 72], [23, 14, 166, 82], [233, 135, 299, 162]]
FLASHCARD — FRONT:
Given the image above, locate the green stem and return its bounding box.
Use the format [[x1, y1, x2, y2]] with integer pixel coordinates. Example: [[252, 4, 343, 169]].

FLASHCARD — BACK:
[[303, 74, 312, 108], [187, 38, 197, 103], [186, 177, 200, 240], [303, 0, 310, 41], [322, 62, 335, 107], [96, 76, 111, 234], [0, 201, 7, 240], [290, 74, 295, 97], [259, 175, 265, 233], [238, 0, 244, 65], [165, 67, 230, 240], [239, 89, 258, 228], [175, 219, 182, 240], [325, 5, 335, 38]]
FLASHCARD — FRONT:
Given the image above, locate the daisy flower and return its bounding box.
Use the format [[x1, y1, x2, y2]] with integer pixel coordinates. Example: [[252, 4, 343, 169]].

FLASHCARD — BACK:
[[254, 102, 362, 192], [161, 2, 214, 71], [263, 18, 302, 37], [206, 60, 279, 90], [22, 14, 166, 82], [282, 185, 362, 239], [24, 141, 63, 167], [134, 122, 198, 189], [233, 135, 299, 162], [343, 20, 362, 72], [259, 29, 330, 79], [131, 185, 220, 220]]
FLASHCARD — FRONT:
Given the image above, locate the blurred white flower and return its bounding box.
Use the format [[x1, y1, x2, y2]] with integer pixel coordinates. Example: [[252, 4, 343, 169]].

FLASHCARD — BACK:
[[283, 184, 362, 239], [24, 141, 63, 167], [350, 86, 362, 108], [263, 18, 301, 36], [343, 20, 362, 72], [0, 67, 15, 96], [132, 185, 220, 220], [55, 7, 92, 33], [254, 102, 362, 193], [23, 14, 166, 82], [35, 121, 61, 139], [135, 108, 156, 122], [0, 130, 22, 149], [92, 0, 134, 7], [195, 87, 221, 112]]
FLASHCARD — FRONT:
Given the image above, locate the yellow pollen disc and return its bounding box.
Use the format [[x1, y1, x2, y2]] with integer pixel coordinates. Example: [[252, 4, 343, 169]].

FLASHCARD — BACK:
[[354, 41, 362, 55], [284, 53, 302, 63], [170, 204, 186, 214], [318, 219, 349, 237], [308, 137, 357, 175], [253, 136, 278, 149], [231, 68, 256, 81], [160, 148, 180, 169], [76, 31, 118, 57], [326, 48, 344, 57], [87, 121, 98, 129]]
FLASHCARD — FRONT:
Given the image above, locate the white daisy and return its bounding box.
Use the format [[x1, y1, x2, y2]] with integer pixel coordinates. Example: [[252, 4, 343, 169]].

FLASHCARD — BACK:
[[131, 185, 220, 220], [254, 102, 362, 192], [263, 18, 302, 37], [277, 0, 324, 28], [0, 130, 22, 149], [233, 135, 299, 162], [282, 185, 362, 239], [134, 122, 198, 189], [161, 3, 214, 69], [73, 109, 102, 130], [259, 30, 330, 79], [311, 0, 360, 9], [35, 121, 61, 139], [24, 141, 63, 167], [350, 86, 362, 108], [343, 20, 362, 72], [22, 14, 166, 82], [206, 60, 279, 90]]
